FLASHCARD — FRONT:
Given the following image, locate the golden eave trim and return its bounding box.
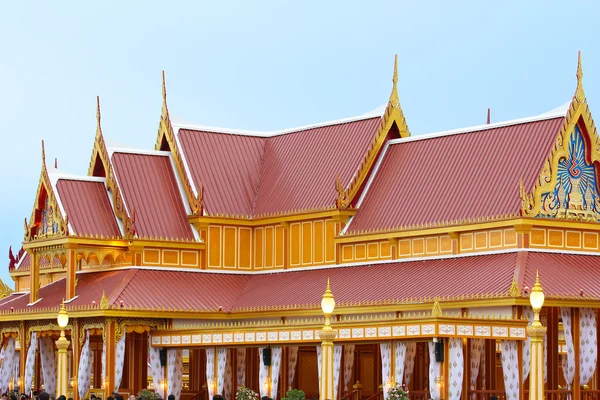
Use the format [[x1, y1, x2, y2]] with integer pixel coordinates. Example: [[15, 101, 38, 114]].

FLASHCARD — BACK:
[[23, 236, 203, 251], [189, 209, 356, 227]]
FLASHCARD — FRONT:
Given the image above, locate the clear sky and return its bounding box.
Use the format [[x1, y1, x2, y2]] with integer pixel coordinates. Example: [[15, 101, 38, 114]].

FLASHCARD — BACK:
[[1, 1, 599, 286]]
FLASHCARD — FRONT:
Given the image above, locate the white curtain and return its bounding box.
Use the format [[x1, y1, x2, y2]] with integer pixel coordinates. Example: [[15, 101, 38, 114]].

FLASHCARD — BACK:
[[288, 347, 299, 390], [448, 338, 464, 400], [580, 308, 598, 385], [148, 335, 164, 391], [560, 307, 575, 389], [343, 345, 355, 391], [167, 349, 184, 400], [500, 341, 519, 400], [237, 349, 247, 387], [469, 339, 483, 394], [404, 342, 416, 387], [102, 338, 107, 387], [479, 344, 486, 390], [114, 332, 126, 391], [522, 306, 534, 382], [380, 342, 392, 399], [40, 336, 57, 396], [206, 348, 215, 400], [259, 348, 269, 398], [25, 332, 38, 395], [317, 346, 322, 391], [428, 342, 441, 400], [78, 331, 93, 398], [394, 342, 407, 386], [270, 347, 283, 400], [333, 345, 342, 400], [217, 348, 227, 395], [224, 349, 233, 400], [0, 337, 16, 394]]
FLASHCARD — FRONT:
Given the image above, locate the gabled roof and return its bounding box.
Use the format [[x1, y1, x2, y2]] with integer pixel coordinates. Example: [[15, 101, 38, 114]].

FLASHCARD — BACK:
[[111, 151, 197, 241], [345, 111, 566, 234]]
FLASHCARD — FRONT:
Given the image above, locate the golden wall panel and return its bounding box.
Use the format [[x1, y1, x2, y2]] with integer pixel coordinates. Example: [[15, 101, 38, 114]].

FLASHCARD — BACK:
[[208, 226, 222, 267], [223, 227, 237, 268], [531, 229, 546, 246], [355, 244, 366, 260], [265, 226, 274, 268], [440, 236, 452, 252], [584, 232, 598, 250], [342, 245, 353, 262], [399, 239, 411, 256], [302, 222, 312, 264], [460, 233, 473, 251], [566, 231, 581, 249], [380, 241, 391, 258], [181, 251, 198, 267], [325, 221, 336, 263], [290, 223, 301, 266], [275, 226, 284, 267], [489, 230, 502, 248], [367, 242, 379, 259], [254, 227, 264, 269], [504, 229, 517, 246], [475, 232, 488, 249], [412, 238, 424, 255], [18, 276, 30, 292], [548, 230, 564, 247], [238, 228, 252, 269], [426, 237, 438, 254], [143, 249, 160, 265], [530, 227, 600, 252], [313, 221, 324, 264], [162, 250, 179, 265]]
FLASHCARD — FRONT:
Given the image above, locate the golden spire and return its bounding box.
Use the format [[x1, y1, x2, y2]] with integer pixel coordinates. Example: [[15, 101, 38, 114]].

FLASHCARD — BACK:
[[41, 140, 46, 165], [100, 290, 110, 309], [577, 51, 583, 87], [509, 275, 520, 297], [162, 70, 167, 104], [389, 54, 399, 108], [431, 297, 442, 317], [96, 95, 102, 133]]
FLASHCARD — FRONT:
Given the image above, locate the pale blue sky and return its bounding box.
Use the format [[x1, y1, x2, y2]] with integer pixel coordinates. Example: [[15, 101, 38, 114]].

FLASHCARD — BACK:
[[1, 1, 599, 285]]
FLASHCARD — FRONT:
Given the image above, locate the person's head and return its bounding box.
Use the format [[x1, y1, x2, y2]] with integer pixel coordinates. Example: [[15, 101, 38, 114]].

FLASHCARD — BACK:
[[90, 396, 97, 400], [490, 397, 498, 400], [107, 397, 114, 400], [213, 395, 225, 400], [11, 395, 18, 400], [38, 393, 49, 400], [68, 398, 73, 400], [57, 396, 66, 400], [167, 396, 175, 400]]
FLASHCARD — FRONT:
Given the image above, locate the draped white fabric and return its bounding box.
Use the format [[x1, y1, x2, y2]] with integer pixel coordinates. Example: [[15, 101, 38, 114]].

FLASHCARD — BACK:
[[0, 337, 16, 394], [78, 331, 93, 399], [544, 334, 548, 384], [522, 306, 534, 382], [380, 342, 392, 399], [333, 345, 343, 400], [580, 308, 598, 385], [343, 345, 355, 391], [270, 347, 283, 400], [317, 346, 322, 391], [394, 342, 407, 385], [148, 336, 164, 392], [167, 349, 184, 400], [217, 348, 227, 395], [102, 338, 107, 387], [428, 342, 441, 400], [224, 349, 233, 400], [500, 341, 519, 400], [469, 339, 483, 394], [448, 338, 464, 400], [206, 348, 216, 400], [114, 332, 126, 391], [25, 332, 38, 395], [40, 336, 57, 396], [12, 351, 19, 390], [258, 348, 269, 398], [479, 344, 486, 390], [237, 349, 247, 387], [288, 347, 299, 390], [404, 342, 416, 387], [560, 307, 575, 388]]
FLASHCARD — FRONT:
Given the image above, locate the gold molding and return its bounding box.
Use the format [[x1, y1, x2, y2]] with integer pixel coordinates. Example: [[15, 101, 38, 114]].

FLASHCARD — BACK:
[[80, 322, 106, 345], [115, 318, 167, 341]]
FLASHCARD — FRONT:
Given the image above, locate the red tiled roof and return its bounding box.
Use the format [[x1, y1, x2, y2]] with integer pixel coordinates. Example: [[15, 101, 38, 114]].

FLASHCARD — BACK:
[[17, 253, 31, 271], [56, 179, 121, 237], [347, 117, 564, 233], [177, 117, 382, 216], [112, 152, 195, 240]]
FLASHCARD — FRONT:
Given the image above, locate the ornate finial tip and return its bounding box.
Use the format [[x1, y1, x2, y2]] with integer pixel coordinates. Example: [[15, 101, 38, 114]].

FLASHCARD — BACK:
[[577, 51, 583, 83], [393, 54, 398, 83]]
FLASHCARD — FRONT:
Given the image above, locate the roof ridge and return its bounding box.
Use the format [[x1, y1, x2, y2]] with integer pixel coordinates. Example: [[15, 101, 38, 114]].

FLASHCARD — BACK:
[[106, 269, 139, 306], [250, 139, 269, 215]]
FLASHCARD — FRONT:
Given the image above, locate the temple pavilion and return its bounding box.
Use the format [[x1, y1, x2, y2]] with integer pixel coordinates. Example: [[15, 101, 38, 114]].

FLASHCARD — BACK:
[[0, 53, 599, 400]]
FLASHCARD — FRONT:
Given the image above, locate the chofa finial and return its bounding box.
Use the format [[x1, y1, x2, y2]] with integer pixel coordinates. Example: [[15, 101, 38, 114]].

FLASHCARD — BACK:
[[162, 70, 167, 103], [389, 55, 399, 107], [577, 51, 583, 87], [96, 95, 101, 129]]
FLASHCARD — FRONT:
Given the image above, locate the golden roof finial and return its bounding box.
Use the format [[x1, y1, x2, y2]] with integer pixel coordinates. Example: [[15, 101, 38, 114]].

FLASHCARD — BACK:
[[41, 140, 46, 165], [432, 297, 442, 317], [509, 275, 520, 297], [162, 70, 167, 104], [100, 290, 110, 309], [577, 51, 583, 87], [96, 95, 102, 132], [389, 54, 399, 108]]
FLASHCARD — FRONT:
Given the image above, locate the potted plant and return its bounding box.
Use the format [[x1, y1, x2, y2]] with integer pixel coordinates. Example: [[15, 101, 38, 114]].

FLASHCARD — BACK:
[[236, 386, 260, 400], [385, 384, 409, 400], [282, 389, 305, 400], [137, 389, 162, 400]]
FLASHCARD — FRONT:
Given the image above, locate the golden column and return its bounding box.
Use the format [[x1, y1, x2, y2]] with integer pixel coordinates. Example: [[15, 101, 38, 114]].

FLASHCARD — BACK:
[[56, 301, 71, 397], [319, 279, 337, 400], [528, 272, 546, 400]]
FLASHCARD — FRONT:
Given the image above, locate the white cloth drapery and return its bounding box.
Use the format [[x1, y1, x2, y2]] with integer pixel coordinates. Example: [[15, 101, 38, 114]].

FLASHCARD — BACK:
[[522, 306, 534, 382], [394, 342, 407, 386], [259, 348, 269, 398], [12, 351, 20, 390], [428, 342, 441, 400], [448, 338, 464, 400], [237, 349, 247, 387], [469, 339, 483, 395], [404, 342, 416, 387], [148, 335, 164, 392], [217, 348, 227, 395], [224, 349, 233, 400], [206, 348, 216, 400], [501, 341, 519, 400], [579, 308, 597, 385], [167, 349, 184, 400], [343, 345, 355, 391], [270, 347, 283, 400], [78, 331, 93, 399], [114, 332, 126, 391], [479, 344, 486, 390], [102, 338, 107, 387], [0, 337, 16, 394], [333, 345, 342, 400], [25, 332, 38, 395], [317, 346, 322, 390], [380, 342, 392, 399], [40, 336, 57, 396], [560, 307, 575, 389], [288, 347, 299, 390]]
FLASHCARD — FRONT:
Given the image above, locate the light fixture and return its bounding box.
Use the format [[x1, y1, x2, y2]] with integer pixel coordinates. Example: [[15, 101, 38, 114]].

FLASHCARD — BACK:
[[57, 300, 69, 328], [321, 279, 336, 316], [529, 271, 545, 313]]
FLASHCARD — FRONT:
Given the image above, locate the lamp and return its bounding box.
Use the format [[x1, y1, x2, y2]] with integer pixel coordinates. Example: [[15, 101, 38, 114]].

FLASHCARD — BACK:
[[319, 279, 337, 400], [56, 300, 71, 398], [321, 278, 336, 331], [527, 271, 546, 400]]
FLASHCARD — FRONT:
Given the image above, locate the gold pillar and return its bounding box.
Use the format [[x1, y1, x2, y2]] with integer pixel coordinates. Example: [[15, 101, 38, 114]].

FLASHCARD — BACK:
[[528, 273, 546, 400], [319, 279, 337, 400]]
